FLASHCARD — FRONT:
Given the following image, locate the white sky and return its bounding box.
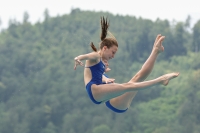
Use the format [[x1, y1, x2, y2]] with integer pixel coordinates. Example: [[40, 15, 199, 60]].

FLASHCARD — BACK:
[[0, 0, 200, 29]]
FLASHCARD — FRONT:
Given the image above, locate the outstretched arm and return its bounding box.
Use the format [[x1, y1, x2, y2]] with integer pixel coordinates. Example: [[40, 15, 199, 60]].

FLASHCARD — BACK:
[[74, 52, 100, 70]]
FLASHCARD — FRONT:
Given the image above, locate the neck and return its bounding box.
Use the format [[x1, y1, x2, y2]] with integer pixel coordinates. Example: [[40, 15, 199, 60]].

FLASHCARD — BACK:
[[98, 50, 102, 57]]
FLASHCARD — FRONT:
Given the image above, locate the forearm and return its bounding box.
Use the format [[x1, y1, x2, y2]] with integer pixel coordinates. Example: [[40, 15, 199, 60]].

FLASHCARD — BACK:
[[102, 74, 107, 83], [74, 52, 99, 61], [74, 54, 88, 61]]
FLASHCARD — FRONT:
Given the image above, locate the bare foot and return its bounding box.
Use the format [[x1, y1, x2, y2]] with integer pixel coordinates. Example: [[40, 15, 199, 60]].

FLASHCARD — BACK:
[[153, 34, 165, 53], [154, 34, 162, 45], [161, 72, 180, 86]]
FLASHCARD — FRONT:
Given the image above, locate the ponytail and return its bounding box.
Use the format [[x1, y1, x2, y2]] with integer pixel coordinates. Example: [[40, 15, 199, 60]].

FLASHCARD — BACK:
[[90, 16, 117, 52], [90, 42, 97, 52], [90, 17, 109, 52], [100, 16, 109, 41]]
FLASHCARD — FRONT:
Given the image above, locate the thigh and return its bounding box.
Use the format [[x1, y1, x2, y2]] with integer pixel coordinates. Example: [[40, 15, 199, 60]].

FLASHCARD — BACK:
[[91, 83, 127, 102]]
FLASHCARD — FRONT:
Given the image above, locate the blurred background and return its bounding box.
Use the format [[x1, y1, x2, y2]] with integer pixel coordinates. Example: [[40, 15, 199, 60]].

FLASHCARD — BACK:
[[0, 0, 200, 30], [0, 0, 200, 133]]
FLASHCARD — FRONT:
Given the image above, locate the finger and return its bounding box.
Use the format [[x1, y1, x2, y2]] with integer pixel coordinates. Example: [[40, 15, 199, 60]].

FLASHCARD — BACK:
[[80, 62, 84, 66], [110, 79, 115, 82], [107, 68, 111, 71], [74, 62, 76, 70], [76, 60, 83, 66]]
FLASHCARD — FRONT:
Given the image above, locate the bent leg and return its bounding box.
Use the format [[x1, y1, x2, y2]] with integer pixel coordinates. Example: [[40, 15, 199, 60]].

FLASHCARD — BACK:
[[107, 34, 166, 110]]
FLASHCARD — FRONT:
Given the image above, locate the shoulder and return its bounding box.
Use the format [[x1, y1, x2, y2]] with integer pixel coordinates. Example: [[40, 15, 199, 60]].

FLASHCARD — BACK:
[[90, 52, 101, 57], [87, 52, 101, 60], [85, 52, 101, 66]]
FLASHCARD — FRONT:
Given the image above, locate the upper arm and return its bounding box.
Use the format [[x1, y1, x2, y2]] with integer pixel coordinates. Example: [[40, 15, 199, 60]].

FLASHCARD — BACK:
[[78, 52, 100, 61]]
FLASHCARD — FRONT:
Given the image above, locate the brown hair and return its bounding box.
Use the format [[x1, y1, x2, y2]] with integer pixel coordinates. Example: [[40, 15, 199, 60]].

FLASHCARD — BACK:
[[90, 16, 118, 52]]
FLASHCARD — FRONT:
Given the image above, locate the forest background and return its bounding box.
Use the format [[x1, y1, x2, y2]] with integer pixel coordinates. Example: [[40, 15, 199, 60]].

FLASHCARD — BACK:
[[0, 8, 200, 133]]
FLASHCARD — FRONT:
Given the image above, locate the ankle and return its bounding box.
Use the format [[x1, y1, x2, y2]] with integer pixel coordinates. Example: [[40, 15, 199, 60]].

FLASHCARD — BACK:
[[152, 48, 160, 55]]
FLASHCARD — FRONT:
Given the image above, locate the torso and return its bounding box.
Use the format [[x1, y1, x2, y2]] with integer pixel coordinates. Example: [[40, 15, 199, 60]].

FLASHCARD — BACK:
[[84, 58, 105, 86]]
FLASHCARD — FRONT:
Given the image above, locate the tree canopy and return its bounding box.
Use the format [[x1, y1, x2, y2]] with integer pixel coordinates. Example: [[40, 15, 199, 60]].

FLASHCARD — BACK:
[[0, 8, 199, 133]]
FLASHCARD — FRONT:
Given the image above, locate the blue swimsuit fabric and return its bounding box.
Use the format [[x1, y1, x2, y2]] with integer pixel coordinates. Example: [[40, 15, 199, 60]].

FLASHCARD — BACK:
[[85, 60, 128, 113]]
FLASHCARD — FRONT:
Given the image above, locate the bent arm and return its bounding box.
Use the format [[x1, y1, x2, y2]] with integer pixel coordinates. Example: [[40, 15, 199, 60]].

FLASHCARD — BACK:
[[102, 74, 115, 84], [74, 52, 100, 70], [102, 74, 108, 83], [75, 52, 100, 61]]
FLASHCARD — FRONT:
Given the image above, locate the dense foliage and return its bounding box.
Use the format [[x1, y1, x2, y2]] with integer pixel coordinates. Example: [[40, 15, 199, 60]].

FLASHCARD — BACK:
[[0, 8, 199, 133]]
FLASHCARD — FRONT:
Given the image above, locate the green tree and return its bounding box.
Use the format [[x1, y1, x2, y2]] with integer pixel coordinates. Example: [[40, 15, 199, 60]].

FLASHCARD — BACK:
[[23, 11, 29, 23], [92, 124, 111, 133], [0, 8, 199, 133], [193, 20, 200, 52]]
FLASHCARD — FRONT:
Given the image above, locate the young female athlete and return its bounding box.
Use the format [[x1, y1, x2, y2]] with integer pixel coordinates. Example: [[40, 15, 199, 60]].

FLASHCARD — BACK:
[[74, 17, 179, 113]]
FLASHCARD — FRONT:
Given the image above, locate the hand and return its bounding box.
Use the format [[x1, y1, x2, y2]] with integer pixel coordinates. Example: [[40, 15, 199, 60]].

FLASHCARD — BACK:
[[74, 57, 84, 70], [105, 67, 111, 72], [105, 78, 115, 84]]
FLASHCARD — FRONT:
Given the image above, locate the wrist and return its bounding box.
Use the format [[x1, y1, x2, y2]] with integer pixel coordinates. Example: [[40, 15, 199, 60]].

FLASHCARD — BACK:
[[74, 57, 79, 60]]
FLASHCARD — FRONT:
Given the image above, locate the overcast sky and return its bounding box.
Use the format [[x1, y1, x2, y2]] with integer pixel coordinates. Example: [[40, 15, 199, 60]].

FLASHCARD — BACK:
[[0, 0, 200, 29]]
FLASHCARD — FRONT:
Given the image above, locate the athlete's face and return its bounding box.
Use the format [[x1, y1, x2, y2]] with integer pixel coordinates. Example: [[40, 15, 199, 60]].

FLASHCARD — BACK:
[[102, 45, 118, 61]]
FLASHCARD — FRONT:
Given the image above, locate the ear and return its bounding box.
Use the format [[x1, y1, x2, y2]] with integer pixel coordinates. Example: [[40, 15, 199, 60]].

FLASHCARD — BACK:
[[103, 46, 107, 50]]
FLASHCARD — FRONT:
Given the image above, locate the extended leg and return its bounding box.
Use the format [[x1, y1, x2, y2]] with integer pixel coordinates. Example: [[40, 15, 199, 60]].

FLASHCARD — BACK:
[[106, 34, 165, 110], [92, 73, 179, 103]]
